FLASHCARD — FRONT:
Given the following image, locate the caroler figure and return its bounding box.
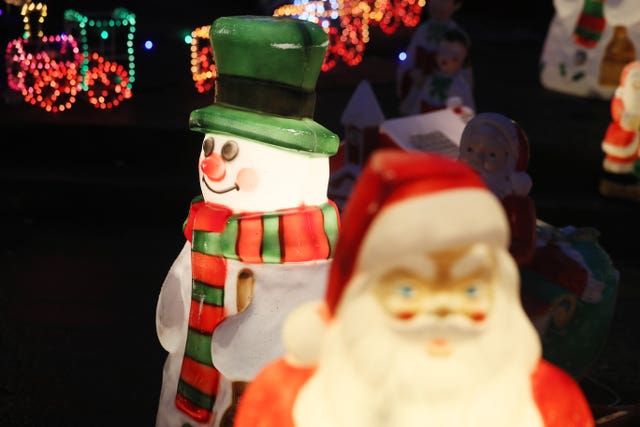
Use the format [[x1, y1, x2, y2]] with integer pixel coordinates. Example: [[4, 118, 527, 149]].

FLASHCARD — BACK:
[[234, 149, 594, 427], [396, 0, 472, 112], [154, 15, 340, 427]]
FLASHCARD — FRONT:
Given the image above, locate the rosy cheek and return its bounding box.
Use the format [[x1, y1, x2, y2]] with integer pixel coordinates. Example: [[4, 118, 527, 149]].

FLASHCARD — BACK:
[[470, 312, 486, 323], [395, 311, 416, 321], [236, 168, 258, 192]]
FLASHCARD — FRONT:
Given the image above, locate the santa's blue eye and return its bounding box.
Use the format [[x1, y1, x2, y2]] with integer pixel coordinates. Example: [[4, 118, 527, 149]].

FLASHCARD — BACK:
[[397, 284, 415, 298], [466, 286, 479, 297]]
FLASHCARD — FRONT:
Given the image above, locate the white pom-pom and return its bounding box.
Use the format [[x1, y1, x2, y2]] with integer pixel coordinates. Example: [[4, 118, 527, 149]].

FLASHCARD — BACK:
[[510, 171, 533, 196], [282, 300, 330, 367]]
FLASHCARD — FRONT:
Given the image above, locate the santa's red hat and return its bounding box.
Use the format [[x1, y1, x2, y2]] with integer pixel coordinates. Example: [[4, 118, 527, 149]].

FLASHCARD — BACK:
[[325, 149, 510, 316], [460, 112, 532, 196]]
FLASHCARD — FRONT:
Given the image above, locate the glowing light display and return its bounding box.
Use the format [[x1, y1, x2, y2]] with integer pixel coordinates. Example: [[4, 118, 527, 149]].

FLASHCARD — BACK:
[[189, 25, 217, 94], [84, 51, 132, 109], [64, 8, 136, 91], [5, 34, 82, 111], [186, 0, 425, 93], [274, 0, 426, 71], [20, 1, 47, 39], [5, 7, 136, 112]]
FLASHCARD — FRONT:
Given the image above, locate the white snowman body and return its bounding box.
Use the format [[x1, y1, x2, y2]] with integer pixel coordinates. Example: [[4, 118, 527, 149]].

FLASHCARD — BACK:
[[155, 132, 334, 427], [540, 0, 640, 99]]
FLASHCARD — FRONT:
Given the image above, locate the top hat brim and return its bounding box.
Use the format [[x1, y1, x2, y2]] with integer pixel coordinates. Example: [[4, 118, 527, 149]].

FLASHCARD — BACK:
[[189, 103, 339, 156]]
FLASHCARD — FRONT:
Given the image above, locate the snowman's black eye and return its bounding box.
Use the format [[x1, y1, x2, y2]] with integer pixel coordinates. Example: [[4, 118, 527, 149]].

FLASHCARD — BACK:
[[222, 140, 239, 161], [203, 136, 215, 157]]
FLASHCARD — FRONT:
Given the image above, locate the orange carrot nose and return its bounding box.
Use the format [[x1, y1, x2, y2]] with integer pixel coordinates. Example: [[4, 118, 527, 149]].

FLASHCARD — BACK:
[[200, 152, 226, 181]]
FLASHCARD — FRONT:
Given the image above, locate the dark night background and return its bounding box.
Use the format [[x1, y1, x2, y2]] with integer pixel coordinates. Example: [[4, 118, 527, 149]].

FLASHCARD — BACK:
[[1, 1, 639, 426]]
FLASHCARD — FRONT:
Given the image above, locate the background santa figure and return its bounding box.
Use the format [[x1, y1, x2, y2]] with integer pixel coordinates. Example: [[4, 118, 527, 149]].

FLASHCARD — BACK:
[[155, 16, 340, 427], [600, 60, 640, 201], [458, 112, 536, 266], [234, 149, 594, 427]]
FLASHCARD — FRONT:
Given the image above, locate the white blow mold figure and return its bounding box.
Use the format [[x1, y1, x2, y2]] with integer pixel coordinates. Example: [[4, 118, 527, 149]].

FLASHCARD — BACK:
[[540, 0, 640, 99], [234, 150, 595, 427], [154, 16, 340, 427]]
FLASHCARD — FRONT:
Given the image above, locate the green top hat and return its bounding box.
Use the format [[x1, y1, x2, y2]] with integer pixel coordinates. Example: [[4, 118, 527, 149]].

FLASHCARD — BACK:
[[189, 15, 339, 156]]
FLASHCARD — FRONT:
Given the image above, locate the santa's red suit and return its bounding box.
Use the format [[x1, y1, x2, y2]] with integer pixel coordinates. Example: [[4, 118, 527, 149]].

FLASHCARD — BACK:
[[235, 359, 592, 427], [234, 150, 594, 427]]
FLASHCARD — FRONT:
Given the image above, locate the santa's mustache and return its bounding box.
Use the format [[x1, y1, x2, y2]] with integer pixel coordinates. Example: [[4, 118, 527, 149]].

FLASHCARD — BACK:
[[388, 312, 488, 339]]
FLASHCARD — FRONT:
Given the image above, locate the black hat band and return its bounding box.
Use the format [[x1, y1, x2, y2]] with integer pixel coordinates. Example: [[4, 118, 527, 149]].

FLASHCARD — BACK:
[[215, 74, 316, 118]]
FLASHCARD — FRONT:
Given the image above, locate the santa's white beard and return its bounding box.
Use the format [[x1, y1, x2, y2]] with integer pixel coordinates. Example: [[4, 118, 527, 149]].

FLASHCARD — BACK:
[[297, 254, 543, 427]]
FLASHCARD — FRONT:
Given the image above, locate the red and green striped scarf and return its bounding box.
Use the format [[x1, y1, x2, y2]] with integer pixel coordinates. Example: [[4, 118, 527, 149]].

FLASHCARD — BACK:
[[573, 0, 606, 48], [175, 195, 340, 422]]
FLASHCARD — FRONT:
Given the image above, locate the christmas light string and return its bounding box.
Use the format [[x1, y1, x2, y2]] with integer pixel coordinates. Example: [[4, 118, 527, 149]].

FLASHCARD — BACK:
[[84, 51, 132, 109], [4, 7, 137, 112], [21, 1, 47, 39], [274, 0, 426, 70], [5, 34, 82, 112], [64, 8, 136, 92], [190, 25, 217, 93]]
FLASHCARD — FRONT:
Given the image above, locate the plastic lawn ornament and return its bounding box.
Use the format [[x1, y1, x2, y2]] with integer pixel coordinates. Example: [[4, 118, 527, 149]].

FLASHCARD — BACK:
[[155, 16, 340, 427], [234, 149, 595, 427], [599, 60, 640, 201], [396, 0, 473, 111], [540, 0, 640, 99], [328, 79, 385, 213], [399, 27, 475, 116]]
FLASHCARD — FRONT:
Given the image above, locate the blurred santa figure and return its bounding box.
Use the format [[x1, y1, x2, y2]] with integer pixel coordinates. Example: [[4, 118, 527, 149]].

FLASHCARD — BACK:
[[600, 60, 640, 201], [458, 112, 536, 266], [234, 150, 594, 427]]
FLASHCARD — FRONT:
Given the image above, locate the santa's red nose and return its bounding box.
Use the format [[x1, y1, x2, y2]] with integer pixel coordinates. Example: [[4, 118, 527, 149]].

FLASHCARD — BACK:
[[201, 152, 226, 181]]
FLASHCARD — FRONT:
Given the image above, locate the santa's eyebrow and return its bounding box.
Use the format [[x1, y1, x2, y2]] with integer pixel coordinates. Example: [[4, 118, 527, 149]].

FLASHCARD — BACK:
[[379, 256, 436, 281], [449, 244, 492, 280]]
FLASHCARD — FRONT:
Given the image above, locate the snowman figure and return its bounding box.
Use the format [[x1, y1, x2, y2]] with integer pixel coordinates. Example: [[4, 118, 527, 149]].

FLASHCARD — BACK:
[[540, 0, 640, 99], [154, 16, 340, 427]]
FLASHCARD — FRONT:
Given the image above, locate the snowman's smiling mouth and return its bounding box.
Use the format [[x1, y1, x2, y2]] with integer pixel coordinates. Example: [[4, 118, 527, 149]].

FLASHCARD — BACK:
[[202, 177, 239, 194]]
